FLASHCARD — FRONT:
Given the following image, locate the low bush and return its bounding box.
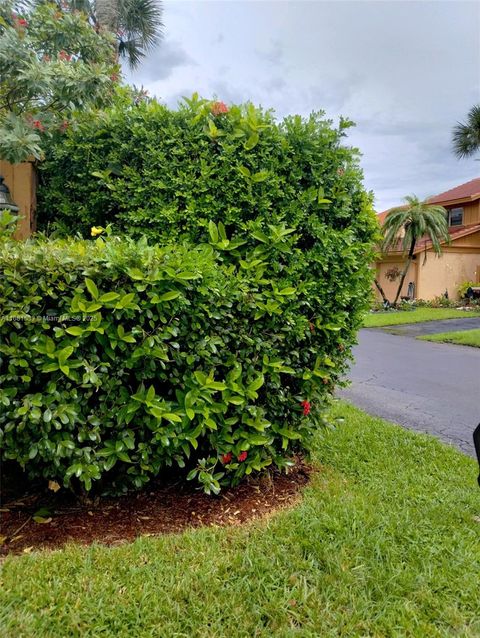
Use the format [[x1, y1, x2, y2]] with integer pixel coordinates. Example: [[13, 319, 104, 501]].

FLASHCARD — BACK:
[[0, 220, 375, 494], [458, 280, 477, 300]]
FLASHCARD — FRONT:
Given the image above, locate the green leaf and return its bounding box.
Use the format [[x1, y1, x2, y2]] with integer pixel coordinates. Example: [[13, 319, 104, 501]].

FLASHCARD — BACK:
[[227, 396, 245, 405], [244, 131, 259, 150], [205, 381, 227, 391], [65, 326, 84, 336], [85, 303, 102, 312], [208, 220, 219, 243], [252, 170, 269, 183], [159, 291, 181, 301], [277, 428, 302, 440], [118, 293, 136, 308], [176, 271, 200, 280], [33, 515, 52, 524], [248, 375, 264, 392], [85, 278, 99, 300], [250, 230, 269, 243], [194, 371, 207, 385], [278, 287, 296, 296], [238, 165, 251, 178], [42, 362, 59, 373], [128, 268, 144, 280], [99, 292, 120, 303], [163, 413, 182, 423], [218, 222, 227, 240], [57, 346, 74, 364], [248, 435, 271, 445]]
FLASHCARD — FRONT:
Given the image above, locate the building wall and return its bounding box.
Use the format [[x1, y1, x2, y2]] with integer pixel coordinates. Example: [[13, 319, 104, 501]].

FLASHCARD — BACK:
[[451, 230, 480, 248], [375, 259, 417, 301], [0, 160, 36, 239], [416, 248, 480, 300], [374, 231, 480, 301]]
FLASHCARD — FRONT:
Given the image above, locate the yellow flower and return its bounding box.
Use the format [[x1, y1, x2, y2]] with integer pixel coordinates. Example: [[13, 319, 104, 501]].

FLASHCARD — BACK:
[[91, 226, 104, 237]]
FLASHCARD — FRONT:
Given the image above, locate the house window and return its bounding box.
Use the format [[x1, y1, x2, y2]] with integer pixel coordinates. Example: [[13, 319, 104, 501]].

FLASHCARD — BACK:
[[447, 207, 463, 227]]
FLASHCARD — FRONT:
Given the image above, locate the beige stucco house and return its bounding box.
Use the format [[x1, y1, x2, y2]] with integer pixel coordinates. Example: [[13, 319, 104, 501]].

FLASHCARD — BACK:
[[375, 177, 480, 301]]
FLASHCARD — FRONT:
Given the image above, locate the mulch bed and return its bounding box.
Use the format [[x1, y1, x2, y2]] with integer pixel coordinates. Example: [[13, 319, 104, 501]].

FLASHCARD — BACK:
[[0, 461, 311, 555]]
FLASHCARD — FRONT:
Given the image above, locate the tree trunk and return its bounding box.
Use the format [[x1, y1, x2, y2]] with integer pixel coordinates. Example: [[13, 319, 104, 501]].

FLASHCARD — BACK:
[[95, 0, 120, 61], [393, 238, 416, 306], [95, 0, 119, 33], [373, 278, 389, 305]]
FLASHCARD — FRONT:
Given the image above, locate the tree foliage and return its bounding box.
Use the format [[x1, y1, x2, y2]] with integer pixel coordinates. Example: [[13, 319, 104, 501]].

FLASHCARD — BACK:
[[69, 0, 163, 68], [380, 196, 449, 305], [452, 104, 480, 159], [0, 1, 118, 163]]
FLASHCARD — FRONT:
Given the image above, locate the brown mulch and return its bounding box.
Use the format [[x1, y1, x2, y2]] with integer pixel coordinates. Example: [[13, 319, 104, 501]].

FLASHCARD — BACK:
[[0, 462, 311, 556]]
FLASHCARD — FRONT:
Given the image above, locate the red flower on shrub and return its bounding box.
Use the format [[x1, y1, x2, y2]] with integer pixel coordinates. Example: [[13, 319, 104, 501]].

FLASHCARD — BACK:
[[237, 451, 247, 462], [309, 322, 315, 333], [59, 120, 69, 132], [58, 50, 72, 62], [211, 101, 229, 116], [32, 120, 45, 132], [110, 73, 119, 82], [301, 400, 311, 416], [15, 17, 28, 28], [221, 452, 232, 464]]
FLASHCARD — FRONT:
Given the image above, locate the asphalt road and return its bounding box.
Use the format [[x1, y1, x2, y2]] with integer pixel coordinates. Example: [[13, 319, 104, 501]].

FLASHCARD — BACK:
[[383, 316, 480, 337], [339, 328, 480, 456]]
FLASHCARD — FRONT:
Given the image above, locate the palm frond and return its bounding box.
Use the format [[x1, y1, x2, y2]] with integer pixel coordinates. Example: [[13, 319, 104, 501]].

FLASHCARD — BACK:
[[381, 196, 449, 256], [452, 104, 480, 159], [118, 0, 163, 66], [118, 37, 144, 67]]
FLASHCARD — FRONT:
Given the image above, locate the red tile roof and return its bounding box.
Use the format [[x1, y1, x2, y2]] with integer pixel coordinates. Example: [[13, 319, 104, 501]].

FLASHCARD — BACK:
[[413, 222, 480, 254], [427, 177, 480, 204], [376, 206, 405, 225]]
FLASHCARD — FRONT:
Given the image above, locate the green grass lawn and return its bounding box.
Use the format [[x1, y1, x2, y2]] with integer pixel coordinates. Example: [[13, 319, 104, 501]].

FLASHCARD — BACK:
[[364, 307, 480, 328], [419, 328, 480, 348], [2, 402, 479, 638]]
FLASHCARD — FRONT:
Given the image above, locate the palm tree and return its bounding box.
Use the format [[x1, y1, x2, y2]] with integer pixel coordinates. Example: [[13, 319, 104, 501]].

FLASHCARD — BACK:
[[452, 104, 480, 159], [381, 196, 450, 306], [69, 0, 163, 68]]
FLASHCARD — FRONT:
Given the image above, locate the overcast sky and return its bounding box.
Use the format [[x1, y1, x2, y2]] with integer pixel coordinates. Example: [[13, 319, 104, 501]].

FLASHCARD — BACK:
[[124, 0, 480, 212]]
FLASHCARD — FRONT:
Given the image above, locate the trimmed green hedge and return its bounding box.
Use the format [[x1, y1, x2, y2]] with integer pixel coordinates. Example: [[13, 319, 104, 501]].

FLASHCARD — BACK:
[[3, 96, 378, 494], [38, 95, 374, 248], [1, 214, 374, 494]]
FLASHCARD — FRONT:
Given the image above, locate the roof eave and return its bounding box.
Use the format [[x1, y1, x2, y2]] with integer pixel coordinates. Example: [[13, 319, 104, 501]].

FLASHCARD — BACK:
[[427, 192, 480, 206]]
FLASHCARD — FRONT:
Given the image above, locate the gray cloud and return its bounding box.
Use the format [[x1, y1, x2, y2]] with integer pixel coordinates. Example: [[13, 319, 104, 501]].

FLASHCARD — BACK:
[[256, 39, 284, 65], [264, 76, 287, 93], [124, 39, 193, 84]]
